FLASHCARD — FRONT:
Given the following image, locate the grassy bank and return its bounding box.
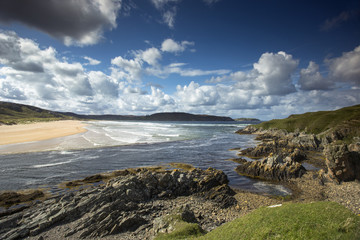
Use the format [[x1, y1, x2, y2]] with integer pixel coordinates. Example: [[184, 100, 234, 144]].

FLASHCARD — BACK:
[[254, 105, 360, 138], [0, 101, 75, 125], [157, 201, 360, 240]]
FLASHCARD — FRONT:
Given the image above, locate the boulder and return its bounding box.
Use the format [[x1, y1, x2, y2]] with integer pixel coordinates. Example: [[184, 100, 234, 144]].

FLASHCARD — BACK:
[[324, 144, 360, 182]]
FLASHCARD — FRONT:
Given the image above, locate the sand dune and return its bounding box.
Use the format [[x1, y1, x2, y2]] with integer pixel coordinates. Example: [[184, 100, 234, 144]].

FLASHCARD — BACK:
[[0, 120, 88, 145]]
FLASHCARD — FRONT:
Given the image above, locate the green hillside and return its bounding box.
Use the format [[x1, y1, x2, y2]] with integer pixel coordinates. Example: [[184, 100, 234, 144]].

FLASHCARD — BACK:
[[254, 105, 360, 136], [0, 101, 75, 124]]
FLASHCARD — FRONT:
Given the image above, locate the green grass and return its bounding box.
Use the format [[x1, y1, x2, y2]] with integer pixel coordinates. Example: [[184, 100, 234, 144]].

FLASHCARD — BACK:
[[254, 105, 360, 135], [197, 202, 360, 240], [0, 101, 75, 124], [156, 202, 360, 240]]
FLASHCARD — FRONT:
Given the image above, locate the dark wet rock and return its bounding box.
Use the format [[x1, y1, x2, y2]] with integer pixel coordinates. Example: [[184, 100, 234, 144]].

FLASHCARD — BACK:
[[0, 167, 236, 240], [0, 190, 44, 208], [201, 184, 237, 208], [324, 144, 360, 182]]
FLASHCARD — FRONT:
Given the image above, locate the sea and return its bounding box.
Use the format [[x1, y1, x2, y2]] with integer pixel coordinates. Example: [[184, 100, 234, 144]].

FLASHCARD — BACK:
[[0, 121, 291, 196]]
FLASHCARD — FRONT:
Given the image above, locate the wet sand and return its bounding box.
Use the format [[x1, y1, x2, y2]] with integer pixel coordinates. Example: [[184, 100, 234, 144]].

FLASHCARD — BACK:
[[0, 120, 88, 146]]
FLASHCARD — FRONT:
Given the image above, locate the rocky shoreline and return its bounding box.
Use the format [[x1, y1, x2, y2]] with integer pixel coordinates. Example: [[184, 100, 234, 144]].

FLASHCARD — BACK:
[[0, 167, 254, 240], [233, 125, 360, 215], [235, 125, 360, 183]]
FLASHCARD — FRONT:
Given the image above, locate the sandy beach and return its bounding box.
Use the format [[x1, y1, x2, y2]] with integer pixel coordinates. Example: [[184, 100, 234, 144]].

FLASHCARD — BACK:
[[0, 120, 88, 145]]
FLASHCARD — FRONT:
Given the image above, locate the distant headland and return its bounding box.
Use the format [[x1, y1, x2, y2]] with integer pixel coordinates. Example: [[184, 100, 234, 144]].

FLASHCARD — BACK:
[[0, 101, 238, 124]]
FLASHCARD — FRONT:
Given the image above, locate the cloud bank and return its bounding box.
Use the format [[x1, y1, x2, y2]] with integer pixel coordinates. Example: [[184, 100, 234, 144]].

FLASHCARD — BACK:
[[0, 31, 359, 119]]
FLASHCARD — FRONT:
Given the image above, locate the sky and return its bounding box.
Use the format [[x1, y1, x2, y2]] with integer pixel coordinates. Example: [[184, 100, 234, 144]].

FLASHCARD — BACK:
[[0, 0, 359, 120]]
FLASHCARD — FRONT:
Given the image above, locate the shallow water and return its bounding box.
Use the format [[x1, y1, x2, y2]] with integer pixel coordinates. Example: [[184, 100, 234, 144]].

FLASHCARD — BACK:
[[0, 121, 291, 196]]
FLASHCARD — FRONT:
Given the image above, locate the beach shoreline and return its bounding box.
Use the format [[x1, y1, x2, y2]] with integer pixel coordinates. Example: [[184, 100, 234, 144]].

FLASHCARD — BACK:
[[0, 120, 88, 146]]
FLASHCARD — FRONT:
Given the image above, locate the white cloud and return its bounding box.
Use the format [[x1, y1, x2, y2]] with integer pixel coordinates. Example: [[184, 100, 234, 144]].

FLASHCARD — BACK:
[[0, 0, 121, 46], [1, 31, 359, 119], [298, 61, 332, 90], [161, 38, 194, 53], [118, 86, 175, 112], [88, 71, 118, 97], [84, 56, 101, 65], [327, 45, 360, 86], [176, 82, 219, 106], [111, 55, 143, 83], [0, 31, 94, 107], [252, 51, 298, 95], [139, 47, 162, 66]]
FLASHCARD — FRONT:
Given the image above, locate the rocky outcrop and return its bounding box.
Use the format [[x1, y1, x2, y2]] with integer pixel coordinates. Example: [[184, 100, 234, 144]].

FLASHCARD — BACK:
[[236, 125, 360, 182], [0, 167, 236, 240], [324, 144, 360, 181], [235, 152, 306, 181]]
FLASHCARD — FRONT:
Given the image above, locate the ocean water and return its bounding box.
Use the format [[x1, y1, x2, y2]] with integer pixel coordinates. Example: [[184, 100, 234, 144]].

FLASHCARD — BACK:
[[0, 121, 290, 196]]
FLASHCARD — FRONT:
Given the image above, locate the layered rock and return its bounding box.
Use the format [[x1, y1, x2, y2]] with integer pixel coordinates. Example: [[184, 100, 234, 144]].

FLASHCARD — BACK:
[[236, 125, 360, 182], [0, 167, 236, 240], [235, 152, 306, 181]]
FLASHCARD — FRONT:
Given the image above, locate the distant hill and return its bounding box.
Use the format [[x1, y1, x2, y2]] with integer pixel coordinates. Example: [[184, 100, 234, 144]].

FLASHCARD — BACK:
[[0, 101, 234, 124], [0, 101, 75, 124]]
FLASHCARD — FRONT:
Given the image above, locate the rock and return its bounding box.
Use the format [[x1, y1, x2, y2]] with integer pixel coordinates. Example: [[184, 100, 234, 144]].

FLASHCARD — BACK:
[[201, 184, 237, 208], [324, 144, 360, 182], [0, 190, 44, 207], [0, 167, 236, 239], [153, 205, 200, 235], [235, 153, 306, 181]]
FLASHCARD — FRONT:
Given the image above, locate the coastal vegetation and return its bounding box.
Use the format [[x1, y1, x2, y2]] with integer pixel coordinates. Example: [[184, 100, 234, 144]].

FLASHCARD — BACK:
[[254, 104, 360, 137], [155, 201, 360, 240], [0, 101, 75, 125], [195, 201, 360, 240]]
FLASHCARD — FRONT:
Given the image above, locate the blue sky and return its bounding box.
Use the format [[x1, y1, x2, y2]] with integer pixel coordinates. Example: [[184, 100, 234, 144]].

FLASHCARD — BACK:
[[0, 0, 359, 120]]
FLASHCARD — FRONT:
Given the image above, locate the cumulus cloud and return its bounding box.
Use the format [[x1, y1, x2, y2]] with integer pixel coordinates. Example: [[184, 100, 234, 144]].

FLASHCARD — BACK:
[[0, 0, 121, 46], [161, 38, 194, 53], [1, 30, 359, 119], [252, 51, 298, 95], [139, 47, 162, 66], [174, 51, 300, 115], [118, 86, 175, 112], [327, 45, 360, 86], [0, 31, 94, 104], [298, 61, 332, 90], [84, 56, 101, 66], [111, 39, 227, 82], [176, 82, 219, 106]]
